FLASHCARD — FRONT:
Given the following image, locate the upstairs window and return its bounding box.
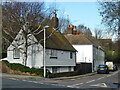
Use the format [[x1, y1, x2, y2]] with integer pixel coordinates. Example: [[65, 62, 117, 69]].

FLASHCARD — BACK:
[[13, 49, 20, 59], [50, 50, 57, 59], [70, 52, 73, 59]]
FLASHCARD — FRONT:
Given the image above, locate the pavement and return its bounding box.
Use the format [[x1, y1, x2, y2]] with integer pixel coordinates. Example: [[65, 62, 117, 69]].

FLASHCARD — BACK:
[[53, 72, 97, 80], [1, 72, 97, 81]]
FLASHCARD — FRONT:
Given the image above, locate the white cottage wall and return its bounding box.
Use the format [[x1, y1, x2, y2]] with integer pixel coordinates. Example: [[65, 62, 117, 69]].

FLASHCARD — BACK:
[[72, 45, 93, 63], [7, 29, 44, 68]]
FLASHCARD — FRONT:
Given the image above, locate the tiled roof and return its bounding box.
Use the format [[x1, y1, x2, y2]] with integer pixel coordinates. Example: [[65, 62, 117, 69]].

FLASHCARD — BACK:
[[30, 26, 76, 52], [64, 35, 92, 45], [65, 35, 100, 47]]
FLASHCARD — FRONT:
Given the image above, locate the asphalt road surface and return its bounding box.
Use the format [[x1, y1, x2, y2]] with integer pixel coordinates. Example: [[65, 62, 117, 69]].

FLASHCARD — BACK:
[[1, 70, 120, 90], [2, 78, 67, 88]]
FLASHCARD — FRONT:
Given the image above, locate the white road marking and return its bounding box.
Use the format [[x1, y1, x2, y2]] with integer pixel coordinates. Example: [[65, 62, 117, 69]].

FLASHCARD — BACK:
[[106, 75, 112, 77], [67, 85, 79, 88], [67, 83, 83, 88], [86, 80, 95, 83], [74, 83, 84, 86], [90, 83, 107, 88], [32, 81, 38, 83], [22, 80, 27, 82], [11, 78, 18, 80], [97, 77, 105, 80]]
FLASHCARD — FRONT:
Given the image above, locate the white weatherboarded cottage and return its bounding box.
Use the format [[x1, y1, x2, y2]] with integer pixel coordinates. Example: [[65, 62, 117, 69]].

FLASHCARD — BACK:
[[7, 26, 77, 73], [65, 35, 105, 72]]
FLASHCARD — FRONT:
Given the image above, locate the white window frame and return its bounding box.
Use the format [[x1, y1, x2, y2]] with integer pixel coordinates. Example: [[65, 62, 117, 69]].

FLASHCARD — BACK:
[[13, 49, 20, 59]]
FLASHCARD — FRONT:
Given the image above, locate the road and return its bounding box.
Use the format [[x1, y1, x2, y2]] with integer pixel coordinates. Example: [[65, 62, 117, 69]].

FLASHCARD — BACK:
[[2, 78, 67, 89], [1, 70, 120, 89]]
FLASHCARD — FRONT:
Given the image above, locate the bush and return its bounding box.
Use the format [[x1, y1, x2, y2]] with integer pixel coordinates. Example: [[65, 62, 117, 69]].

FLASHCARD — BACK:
[[2, 60, 44, 76]]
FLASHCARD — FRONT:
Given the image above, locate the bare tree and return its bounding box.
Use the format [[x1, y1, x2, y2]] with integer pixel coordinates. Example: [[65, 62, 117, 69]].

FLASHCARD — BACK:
[[94, 28, 103, 39], [98, 1, 119, 33], [59, 16, 70, 33], [77, 24, 88, 34], [2, 2, 58, 66]]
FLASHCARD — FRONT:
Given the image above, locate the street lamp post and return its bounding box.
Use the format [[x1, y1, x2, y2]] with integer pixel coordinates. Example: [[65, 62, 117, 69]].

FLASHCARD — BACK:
[[43, 26, 49, 78]]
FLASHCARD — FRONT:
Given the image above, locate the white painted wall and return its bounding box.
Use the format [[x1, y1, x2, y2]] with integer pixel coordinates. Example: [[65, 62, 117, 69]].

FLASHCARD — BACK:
[[72, 45, 104, 72], [7, 29, 44, 68], [73, 45, 93, 63], [7, 43, 43, 68]]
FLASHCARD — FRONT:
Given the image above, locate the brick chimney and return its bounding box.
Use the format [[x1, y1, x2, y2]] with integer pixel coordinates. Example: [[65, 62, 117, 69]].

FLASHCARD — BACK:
[[67, 23, 73, 35], [73, 26, 77, 35], [52, 12, 59, 30]]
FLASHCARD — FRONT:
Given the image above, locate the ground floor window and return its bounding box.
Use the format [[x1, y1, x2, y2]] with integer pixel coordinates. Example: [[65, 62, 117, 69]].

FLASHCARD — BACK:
[[68, 66, 72, 71], [13, 49, 20, 59], [52, 67, 57, 73]]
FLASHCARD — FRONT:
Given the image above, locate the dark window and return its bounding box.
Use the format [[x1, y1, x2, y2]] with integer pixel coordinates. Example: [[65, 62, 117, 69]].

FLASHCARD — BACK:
[[50, 50, 57, 59], [52, 67, 57, 73], [68, 66, 71, 71], [70, 52, 72, 59]]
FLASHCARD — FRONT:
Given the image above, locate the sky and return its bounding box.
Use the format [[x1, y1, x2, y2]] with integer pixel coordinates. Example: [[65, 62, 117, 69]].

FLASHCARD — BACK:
[[45, 1, 118, 41], [1, 0, 118, 40], [45, 1, 104, 34]]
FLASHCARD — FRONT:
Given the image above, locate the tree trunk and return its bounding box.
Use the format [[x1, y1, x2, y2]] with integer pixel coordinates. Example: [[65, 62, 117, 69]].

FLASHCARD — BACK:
[[22, 25, 28, 66]]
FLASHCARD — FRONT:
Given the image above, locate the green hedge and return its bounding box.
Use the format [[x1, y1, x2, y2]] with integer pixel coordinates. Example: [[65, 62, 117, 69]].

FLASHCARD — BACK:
[[2, 60, 49, 77]]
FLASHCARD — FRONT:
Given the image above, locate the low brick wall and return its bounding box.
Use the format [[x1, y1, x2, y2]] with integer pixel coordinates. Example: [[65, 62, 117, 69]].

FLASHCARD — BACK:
[[49, 71, 79, 78]]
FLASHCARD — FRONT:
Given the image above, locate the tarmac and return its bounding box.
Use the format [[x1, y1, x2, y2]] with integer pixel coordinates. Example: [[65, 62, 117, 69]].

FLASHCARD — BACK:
[[1, 72, 97, 81]]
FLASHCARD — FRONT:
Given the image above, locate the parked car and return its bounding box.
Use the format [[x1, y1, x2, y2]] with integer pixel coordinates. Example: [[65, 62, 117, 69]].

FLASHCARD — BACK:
[[113, 64, 118, 71], [97, 65, 109, 74], [106, 61, 114, 71]]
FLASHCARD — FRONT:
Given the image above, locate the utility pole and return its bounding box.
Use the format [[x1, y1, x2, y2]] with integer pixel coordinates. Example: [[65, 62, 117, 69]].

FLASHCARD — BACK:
[[43, 26, 49, 78]]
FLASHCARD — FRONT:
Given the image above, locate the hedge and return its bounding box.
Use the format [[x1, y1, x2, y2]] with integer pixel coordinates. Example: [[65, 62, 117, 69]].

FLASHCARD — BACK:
[[2, 60, 49, 77]]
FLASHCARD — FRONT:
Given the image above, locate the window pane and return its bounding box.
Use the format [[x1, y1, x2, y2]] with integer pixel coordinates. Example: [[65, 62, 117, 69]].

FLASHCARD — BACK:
[[70, 52, 72, 59], [52, 67, 57, 73], [14, 49, 20, 59], [50, 50, 57, 57]]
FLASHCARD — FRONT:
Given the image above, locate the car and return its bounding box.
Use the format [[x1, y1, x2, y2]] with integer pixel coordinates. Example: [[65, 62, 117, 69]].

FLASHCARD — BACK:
[[97, 65, 109, 74], [106, 61, 114, 71], [113, 64, 118, 71]]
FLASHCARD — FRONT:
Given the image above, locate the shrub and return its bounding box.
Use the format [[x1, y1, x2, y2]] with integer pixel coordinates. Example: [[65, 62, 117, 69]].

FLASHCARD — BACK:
[[2, 60, 45, 77]]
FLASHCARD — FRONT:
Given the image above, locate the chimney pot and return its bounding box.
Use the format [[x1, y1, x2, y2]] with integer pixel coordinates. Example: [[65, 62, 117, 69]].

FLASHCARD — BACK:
[[68, 24, 70, 28], [73, 26, 76, 30]]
